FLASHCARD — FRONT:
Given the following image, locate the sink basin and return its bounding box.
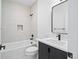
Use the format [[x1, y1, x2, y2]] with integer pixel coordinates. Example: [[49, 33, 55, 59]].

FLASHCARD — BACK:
[[46, 39, 67, 47], [37, 38, 68, 52]]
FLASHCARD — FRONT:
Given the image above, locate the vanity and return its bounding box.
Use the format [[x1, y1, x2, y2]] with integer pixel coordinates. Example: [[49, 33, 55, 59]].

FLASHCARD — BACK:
[[37, 38, 68, 59], [37, 0, 73, 58]]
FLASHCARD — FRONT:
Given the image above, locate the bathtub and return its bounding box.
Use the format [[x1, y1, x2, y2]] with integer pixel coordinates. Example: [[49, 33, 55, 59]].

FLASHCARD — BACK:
[[0, 40, 37, 59]]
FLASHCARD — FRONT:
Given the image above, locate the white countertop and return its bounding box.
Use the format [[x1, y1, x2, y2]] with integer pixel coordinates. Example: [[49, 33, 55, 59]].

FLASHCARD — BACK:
[[37, 38, 68, 52]]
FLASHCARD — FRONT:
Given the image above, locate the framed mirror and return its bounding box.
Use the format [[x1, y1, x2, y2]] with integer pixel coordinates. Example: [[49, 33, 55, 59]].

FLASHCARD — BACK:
[[51, 0, 68, 34]]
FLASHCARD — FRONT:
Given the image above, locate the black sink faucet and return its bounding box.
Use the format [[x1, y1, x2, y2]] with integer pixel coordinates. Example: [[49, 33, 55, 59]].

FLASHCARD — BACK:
[[0, 44, 5, 50], [56, 34, 61, 41]]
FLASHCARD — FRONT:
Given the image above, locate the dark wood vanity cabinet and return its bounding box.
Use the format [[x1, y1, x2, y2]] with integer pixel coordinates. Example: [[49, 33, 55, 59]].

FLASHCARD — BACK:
[[39, 42, 49, 59], [39, 42, 67, 59]]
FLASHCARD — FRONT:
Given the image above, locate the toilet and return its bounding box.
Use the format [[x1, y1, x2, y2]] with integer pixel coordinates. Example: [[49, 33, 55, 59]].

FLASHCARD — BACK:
[[25, 46, 38, 59]]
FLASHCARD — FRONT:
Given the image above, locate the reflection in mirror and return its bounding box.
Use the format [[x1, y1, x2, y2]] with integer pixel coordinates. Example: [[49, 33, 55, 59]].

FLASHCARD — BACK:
[[51, 0, 68, 34]]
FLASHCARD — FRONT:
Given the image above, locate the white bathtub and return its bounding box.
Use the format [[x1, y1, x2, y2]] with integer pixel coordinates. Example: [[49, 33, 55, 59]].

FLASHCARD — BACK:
[[0, 40, 36, 59]]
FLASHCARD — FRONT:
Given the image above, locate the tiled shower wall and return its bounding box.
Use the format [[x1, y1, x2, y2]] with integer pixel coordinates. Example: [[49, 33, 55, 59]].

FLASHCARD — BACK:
[[1, 0, 32, 44]]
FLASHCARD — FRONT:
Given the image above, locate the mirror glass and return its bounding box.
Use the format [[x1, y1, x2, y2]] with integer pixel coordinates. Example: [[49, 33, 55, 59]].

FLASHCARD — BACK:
[[51, 1, 68, 34]]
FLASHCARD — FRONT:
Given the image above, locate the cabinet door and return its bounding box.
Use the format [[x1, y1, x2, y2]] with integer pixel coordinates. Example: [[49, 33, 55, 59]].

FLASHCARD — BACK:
[[39, 42, 48, 59], [50, 47, 67, 59]]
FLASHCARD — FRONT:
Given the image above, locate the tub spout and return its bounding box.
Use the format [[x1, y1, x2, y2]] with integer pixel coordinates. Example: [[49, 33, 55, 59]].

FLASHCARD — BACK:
[[0, 44, 5, 50]]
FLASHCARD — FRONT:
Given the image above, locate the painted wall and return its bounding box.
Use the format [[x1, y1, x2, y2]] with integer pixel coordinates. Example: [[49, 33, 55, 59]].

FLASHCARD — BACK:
[[31, 1, 38, 39], [0, 0, 1, 44], [0, 2, 1, 59], [37, 0, 57, 39], [67, 0, 78, 59], [1, 0, 32, 44], [38, 0, 52, 38], [37, 0, 78, 59], [0, 0, 1, 59]]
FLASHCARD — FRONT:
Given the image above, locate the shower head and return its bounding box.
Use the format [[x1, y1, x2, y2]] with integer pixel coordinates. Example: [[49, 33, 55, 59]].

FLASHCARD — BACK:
[[30, 13, 33, 16]]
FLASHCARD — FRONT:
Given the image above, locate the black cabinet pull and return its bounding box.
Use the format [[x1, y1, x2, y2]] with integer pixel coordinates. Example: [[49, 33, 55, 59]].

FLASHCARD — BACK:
[[48, 48, 50, 53], [48, 48, 50, 59]]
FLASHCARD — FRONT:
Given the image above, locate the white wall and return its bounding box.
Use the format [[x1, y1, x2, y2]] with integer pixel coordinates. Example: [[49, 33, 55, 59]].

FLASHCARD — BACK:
[[67, 0, 78, 59], [38, 0, 53, 38], [0, 1, 1, 59], [0, 0, 1, 44], [37, 0, 57, 39], [37, 0, 78, 59], [31, 1, 38, 39], [1, 0, 32, 44], [0, 0, 1, 58]]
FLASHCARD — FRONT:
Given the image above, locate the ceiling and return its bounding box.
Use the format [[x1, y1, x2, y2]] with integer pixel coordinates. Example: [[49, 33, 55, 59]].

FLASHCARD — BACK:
[[5, 0, 37, 7]]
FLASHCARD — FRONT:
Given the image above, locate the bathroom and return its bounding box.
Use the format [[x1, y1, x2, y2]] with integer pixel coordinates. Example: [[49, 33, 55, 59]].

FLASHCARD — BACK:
[[0, 0, 78, 59]]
